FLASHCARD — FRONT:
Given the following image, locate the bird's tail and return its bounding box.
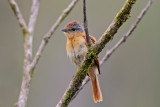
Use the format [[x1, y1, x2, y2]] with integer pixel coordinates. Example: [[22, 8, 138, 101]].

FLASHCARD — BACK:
[[88, 67, 103, 103]]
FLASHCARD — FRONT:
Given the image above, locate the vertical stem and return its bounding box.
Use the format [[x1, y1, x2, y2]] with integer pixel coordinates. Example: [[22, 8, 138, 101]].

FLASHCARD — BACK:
[[15, 0, 40, 106], [83, 0, 91, 47], [28, 0, 40, 36], [56, 0, 137, 106], [15, 32, 32, 107], [9, 0, 78, 107]]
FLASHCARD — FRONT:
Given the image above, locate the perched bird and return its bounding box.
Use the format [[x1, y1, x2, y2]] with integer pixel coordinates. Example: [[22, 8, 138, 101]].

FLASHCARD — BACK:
[[62, 21, 102, 103]]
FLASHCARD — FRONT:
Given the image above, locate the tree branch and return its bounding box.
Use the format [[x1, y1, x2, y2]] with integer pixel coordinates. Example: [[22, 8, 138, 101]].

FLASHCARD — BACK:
[[56, 0, 136, 107], [72, 0, 154, 102], [30, 0, 79, 72], [8, 0, 28, 34], [100, 0, 154, 65], [28, 0, 40, 36], [9, 0, 79, 107], [14, 1, 40, 107], [83, 0, 91, 47]]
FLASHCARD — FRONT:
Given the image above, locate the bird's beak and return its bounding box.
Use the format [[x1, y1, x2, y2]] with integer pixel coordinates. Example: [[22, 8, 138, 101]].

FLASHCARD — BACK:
[[61, 28, 68, 32]]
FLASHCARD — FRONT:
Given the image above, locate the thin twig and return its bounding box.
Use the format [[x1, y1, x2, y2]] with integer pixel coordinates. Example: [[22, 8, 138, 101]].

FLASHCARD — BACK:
[[30, 0, 79, 72], [28, 0, 40, 36], [71, 0, 92, 102], [72, 76, 90, 100], [9, 0, 78, 107], [72, 0, 154, 103], [56, 0, 136, 107], [15, 0, 79, 107], [83, 0, 91, 47], [8, 0, 28, 33], [14, 0, 40, 107], [100, 0, 154, 65]]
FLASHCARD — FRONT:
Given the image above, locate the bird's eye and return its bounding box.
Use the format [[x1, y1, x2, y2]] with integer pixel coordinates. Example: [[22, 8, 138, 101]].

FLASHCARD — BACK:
[[72, 28, 75, 31]]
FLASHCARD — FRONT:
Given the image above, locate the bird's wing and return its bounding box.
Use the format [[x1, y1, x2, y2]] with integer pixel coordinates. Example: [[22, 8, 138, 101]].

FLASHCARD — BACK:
[[89, 35, 101, 74]]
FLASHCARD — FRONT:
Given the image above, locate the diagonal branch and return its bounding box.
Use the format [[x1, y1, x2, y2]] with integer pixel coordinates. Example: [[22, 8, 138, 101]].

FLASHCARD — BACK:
[[8, 0, 28, 34], [72, 0, 154, 102], [100, 0, 154, 65], [56, 0, 136, 107], [9, 0, 79, 107], [30, 0, 79, 72]]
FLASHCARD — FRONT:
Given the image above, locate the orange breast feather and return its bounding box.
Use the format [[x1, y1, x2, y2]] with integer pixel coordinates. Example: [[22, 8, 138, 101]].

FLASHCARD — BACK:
[[66, 33, 87, 67]]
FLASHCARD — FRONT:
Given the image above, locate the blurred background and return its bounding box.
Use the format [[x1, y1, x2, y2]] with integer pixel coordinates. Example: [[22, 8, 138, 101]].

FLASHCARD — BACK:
[[0, 0, 160, 107]]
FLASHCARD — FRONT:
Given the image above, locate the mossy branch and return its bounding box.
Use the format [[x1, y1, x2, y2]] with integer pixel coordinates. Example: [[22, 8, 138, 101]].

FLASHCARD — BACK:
[[71, 0, 154, 103], [100, 0, 154, 65], [93, 0, 136, 53], [56, 0, 136, 107]]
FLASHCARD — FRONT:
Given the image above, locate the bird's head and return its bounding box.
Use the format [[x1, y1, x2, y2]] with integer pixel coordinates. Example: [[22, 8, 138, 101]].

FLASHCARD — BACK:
[[62, 21, 84, 38]]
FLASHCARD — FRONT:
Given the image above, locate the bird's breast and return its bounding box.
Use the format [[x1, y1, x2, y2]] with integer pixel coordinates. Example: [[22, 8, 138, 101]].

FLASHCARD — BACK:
[[66, 36, 88, 67]]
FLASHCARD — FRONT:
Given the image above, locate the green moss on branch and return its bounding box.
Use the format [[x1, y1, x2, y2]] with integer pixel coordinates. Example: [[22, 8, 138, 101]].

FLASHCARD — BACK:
[[94, 0, 136, 53], [59, 0, 136, 106], [61, 48, 97, 107]]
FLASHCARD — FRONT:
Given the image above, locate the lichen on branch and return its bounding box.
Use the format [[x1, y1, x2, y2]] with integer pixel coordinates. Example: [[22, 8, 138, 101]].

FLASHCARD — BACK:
[[94, 0, 136, 53], [57, 0, 136, 106]]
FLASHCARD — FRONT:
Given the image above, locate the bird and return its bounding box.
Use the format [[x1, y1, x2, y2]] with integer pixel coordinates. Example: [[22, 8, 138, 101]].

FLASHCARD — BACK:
[[61, 21, 102, 103]]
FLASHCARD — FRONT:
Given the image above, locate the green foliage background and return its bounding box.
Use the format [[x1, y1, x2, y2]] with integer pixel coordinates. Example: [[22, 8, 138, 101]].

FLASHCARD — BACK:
[[0, 0, 159, 107]]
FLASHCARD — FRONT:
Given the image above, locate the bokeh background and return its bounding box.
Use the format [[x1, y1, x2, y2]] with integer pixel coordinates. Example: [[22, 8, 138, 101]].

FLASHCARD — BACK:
[[0, 0, 160, 107]]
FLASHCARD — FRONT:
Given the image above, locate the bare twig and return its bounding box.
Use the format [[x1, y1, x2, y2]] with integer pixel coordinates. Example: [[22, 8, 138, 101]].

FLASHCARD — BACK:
[[71, 0, 92, 102], [8, 0, 28, 33], [9, 0, 78, 107], [56, 0, 136, 107], [71, 0, 154, 103], [15, 0, 78, 107], [30, 0, 79, 72], [100, 0, 154, 65], [8, 0, 78, 107], [72, 76, 90, 100], [14, 0, 40, 107], [83, 0, 91, 47], [28, 0, 40, 36]]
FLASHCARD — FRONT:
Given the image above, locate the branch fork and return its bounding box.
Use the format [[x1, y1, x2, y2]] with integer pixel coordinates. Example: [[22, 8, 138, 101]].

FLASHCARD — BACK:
[[8, 0, 153, 107]]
